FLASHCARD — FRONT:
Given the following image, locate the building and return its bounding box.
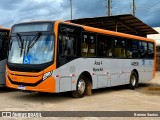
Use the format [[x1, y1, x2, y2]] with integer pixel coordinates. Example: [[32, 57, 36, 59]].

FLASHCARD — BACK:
[[147, 27, 160, 71]]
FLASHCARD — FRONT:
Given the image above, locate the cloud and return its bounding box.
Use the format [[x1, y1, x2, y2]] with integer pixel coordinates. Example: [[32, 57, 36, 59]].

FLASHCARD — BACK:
[[0, 0, 160, 28], [135, 0, 160, 27], [111, 0, 132, 15], [0, 0, 65, 27], [0, 0, 26, 10], [68, 0, 106, 19]]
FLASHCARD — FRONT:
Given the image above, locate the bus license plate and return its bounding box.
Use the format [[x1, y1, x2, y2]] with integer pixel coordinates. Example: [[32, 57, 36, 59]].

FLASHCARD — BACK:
[[18, 85, 25, 90]]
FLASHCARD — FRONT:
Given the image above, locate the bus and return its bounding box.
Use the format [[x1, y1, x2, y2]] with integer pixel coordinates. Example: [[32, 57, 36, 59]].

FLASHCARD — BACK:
[[6, 21, 156, 97], [0, 27, 10, 86]]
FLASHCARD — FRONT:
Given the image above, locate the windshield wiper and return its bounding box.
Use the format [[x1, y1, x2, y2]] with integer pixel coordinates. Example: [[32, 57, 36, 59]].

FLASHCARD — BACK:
[[16, 33, 24, 57], [16, 33, 23, 48], [26, 32, 41, 54]]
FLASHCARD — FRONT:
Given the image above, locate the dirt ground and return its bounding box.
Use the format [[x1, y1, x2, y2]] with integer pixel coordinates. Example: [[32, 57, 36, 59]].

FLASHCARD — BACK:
[[0, 72, 160, 120]]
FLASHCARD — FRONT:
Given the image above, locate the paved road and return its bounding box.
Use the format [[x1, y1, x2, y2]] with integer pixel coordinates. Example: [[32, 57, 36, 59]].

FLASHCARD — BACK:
[[0, 72, 160, 120]]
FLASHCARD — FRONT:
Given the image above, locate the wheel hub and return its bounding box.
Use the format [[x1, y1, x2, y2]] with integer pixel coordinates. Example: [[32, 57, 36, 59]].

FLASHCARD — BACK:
[[131, 75, 136, 86], [78, 79, 86, 94]]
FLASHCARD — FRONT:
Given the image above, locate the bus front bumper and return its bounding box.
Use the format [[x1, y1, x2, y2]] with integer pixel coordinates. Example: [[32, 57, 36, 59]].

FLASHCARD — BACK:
[[6, 74, 56, 93]]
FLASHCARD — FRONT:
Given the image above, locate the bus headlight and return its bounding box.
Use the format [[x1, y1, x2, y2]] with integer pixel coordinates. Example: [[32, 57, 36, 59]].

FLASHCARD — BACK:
[[43, 71, 53, 80], [6, 69, 8, 76]]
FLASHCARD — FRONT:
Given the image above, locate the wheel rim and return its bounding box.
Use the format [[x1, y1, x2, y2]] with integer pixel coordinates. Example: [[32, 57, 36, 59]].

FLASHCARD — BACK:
[[131, 75, 136, 86], [78, 79, 86, 94]]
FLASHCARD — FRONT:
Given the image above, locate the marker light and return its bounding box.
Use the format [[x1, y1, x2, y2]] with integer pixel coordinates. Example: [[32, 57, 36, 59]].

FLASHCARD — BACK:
[[43, 71, 53, 80]]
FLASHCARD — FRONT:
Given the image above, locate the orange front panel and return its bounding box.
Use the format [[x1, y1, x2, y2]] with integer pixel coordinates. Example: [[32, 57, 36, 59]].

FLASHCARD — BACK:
[[6, 75, 56, 93], [6, 61, 57, 93]]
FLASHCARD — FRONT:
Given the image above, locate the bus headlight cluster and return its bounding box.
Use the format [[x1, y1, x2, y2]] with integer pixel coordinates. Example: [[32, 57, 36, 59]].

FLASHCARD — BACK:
[[6, 69, 8, 76], [43, 71, 53, 80]]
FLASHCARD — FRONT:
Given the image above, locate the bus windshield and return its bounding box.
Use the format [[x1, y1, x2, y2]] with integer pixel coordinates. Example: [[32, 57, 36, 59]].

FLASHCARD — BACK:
[[8, 34, 54, 64]]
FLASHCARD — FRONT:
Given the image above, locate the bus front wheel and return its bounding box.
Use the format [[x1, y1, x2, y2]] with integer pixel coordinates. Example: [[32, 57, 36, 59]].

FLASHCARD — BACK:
[[72, 75, 88, 98], [129, 71, 138, 89]]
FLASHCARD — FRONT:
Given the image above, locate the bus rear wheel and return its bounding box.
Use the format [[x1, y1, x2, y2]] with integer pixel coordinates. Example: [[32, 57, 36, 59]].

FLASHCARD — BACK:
[[129, 71, 138, 90], [72, 75, 87, 98]]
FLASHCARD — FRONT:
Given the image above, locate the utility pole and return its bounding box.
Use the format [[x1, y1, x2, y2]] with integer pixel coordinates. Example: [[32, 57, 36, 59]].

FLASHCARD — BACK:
[[132, 0, 136, 16], [70, 0, 73, 20], [107, 0, 111, 16]]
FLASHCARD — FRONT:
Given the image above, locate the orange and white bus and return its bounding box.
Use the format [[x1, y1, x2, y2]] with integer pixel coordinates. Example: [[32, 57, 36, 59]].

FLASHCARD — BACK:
[[0, 27, 10, 86], [6, 21, 156, 97]]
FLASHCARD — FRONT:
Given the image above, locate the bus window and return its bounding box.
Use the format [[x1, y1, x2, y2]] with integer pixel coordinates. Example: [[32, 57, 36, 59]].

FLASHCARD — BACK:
[[67, 36, 75, 56], [0, 39, 2, 52], [81, 32, 96, 57], [0, 37, 8, 60], [59, 34, 76, 56], [148, 42, 154, 59], [81, 34, 88, 56], [113, 38, 126, 58], [139, 41, 148, 58], [0, 39, 3, 57], [127, 39, 140, 58], [126, 39, 132, 58], [97, 34, 112, 57], [59, 35, 67, 56], [127, 40, 139, 58], [4, 40, 8, 54]]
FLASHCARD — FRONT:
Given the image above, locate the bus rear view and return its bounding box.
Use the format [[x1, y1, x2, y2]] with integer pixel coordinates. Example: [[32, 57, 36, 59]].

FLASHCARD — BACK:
[[0, 27, 9, 86], [6, 21, 56, 92]]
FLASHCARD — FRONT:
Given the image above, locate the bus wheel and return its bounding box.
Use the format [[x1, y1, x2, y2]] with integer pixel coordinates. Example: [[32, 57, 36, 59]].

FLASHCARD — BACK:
[[72, 75, 87, 98], [129, 71, 138, 90]]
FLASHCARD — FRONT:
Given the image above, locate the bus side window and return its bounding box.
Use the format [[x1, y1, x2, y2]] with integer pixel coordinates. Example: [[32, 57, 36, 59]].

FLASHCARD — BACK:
[[88, 36, 96, 57], [126, 40, 133, 58], [0, 39, 2, 55], [130, 40, 139, 58], [59, 34, 76, 56], [81, 35, 88, 56], [121, 40, 126, 58], [59, 34, 67, 56], [81, 32, 96, 57], [114, 38, 126, 58], [139, 41, 148, 58], [67, 36, 75, 56], [148, 42, 154, 59], [97, 34, 112, 57], [3, 40, 8, 56], [0, 38, 7, 60]]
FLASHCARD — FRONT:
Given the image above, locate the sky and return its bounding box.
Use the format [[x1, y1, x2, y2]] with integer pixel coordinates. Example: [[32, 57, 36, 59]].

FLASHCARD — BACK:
[[0, 0, 160, 28]]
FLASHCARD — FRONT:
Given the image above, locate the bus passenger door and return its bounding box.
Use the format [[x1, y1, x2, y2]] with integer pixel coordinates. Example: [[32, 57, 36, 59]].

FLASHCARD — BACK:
[[57, 23, 83, 91]]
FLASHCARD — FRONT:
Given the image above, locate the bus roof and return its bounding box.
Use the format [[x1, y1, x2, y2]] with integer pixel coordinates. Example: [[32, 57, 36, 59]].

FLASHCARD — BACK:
[[9, 20, 155, 43]]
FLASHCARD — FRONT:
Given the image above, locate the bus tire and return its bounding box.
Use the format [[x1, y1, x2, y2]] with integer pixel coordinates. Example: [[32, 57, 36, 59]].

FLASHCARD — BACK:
[[129, 71, 138, 90], [72, 75, 88, 98]]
